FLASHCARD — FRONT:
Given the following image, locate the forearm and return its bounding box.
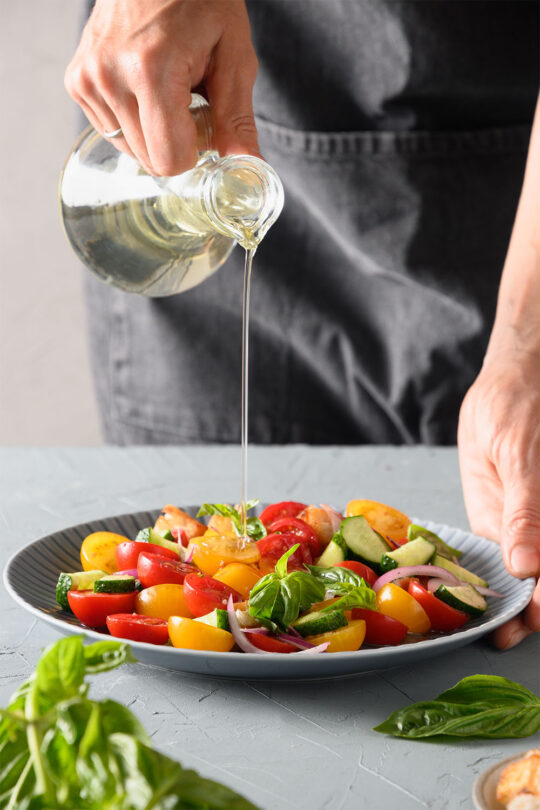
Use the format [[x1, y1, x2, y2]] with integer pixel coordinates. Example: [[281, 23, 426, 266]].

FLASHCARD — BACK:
[[486, 93, 540, 360]]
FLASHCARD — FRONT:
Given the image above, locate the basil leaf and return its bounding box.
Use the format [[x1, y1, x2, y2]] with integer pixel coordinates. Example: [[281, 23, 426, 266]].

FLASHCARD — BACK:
[[374, 675, 540, 739], [245, 516, 266, 541], [307, 565, 365, 588], [35, 635, 86, 708], [436, 674, 539, 706], [275, 544, 299, 578], [248, 550, 325, 630], [197, 501, 266, 541], [286, 571, 326, 613], [247, 576, 285, 631], [321, 585, 376, 612], [307, 565, 376, 611], [1, 637, 260, 809], [107, 733, 259, 809], [83, 640, 136, 673]]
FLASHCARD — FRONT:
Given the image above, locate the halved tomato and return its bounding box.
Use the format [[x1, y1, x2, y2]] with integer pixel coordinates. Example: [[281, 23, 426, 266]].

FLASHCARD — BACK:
[[350, 608, 408, 645], [256, 533, 313, 569], [68, 590, 137, 628], [408, 579, 469, 632], [106, 613, 169, 645], [259, 501, 307, 526], [267, 517, 321, 557], [116, 541, 178, 571], [183, 574, 242, 617], [137, 553, 197, 588]]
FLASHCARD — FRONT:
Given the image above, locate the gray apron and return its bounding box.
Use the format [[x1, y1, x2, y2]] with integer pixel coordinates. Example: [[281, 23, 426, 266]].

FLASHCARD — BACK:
[[85, 0, 538, 445]]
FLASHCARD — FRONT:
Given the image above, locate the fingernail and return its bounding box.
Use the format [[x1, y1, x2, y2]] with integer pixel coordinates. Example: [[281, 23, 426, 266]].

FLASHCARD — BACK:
[[510, 545, 540, 577]]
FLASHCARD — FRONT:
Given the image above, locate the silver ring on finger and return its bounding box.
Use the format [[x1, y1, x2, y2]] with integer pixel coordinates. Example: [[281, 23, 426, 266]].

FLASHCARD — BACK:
[[103, 127, 123, 138]]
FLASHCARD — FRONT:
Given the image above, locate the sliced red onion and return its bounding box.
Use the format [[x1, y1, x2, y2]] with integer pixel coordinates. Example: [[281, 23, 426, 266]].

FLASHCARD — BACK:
[[226, 597, 329, 655], [179, 543, 194, 564], [275, 633, 316, 650], [293, 642, 330, 655], [373, 565, 460, 592], [319, 504, 344, 534], [242, 627, 270, 635], [116, 568, 138, 577], [227, 596, 270, 653], [171, 526, 188, 547], [475, 585, 504, 598], [427, 577, 453, 593], [286, 625, 303, 639]]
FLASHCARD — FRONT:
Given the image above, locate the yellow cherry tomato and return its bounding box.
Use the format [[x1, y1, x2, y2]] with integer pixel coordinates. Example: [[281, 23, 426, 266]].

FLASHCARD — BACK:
[[306, 620, 366, 653], [168, 616, 235, 652], [80, 531, 128, 573], [376, 583, 431, 634], [190, 535, 260, 576], [213, 563, 262, 598], [345, 499, 411, 541], [136, 584, 192, 620]]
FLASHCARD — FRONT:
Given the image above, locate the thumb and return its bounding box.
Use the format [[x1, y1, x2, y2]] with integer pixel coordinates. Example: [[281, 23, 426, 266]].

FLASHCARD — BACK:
[[205, 42, 261, 158], [501, 482, 540, 578]]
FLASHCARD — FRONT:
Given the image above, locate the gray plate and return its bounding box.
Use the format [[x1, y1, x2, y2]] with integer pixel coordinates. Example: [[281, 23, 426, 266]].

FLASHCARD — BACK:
[[3, 508, 534, 680]]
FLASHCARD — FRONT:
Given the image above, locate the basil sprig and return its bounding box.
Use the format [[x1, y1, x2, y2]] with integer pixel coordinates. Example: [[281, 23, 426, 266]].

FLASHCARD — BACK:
[[307, 565, 376, 612], [0, 636, 258, 809], [197, 500, 267, 541], [249, 545, 326, 631], [374, 675, 540, 739]]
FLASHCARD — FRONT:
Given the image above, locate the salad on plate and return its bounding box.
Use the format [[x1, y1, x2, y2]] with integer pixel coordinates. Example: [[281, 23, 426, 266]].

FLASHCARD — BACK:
[[54, 499, 503, 654]]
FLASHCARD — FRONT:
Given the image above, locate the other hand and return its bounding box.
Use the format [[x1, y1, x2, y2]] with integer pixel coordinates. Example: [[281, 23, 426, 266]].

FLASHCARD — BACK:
[[458, 347, 540, 649], [65, 0, 260, 175]]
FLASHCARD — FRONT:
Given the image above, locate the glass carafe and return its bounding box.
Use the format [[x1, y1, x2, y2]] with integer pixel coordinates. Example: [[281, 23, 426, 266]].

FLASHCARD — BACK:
[[59, 94, 284, 296]]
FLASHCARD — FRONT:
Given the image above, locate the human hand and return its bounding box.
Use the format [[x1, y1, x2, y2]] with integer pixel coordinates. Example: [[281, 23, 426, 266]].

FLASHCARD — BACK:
[[458, 348, 540, 649], [65, 0, 260, 175]]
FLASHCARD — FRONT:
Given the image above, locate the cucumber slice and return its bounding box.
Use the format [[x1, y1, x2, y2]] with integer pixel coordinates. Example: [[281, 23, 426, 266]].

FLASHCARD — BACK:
[[380, 537, 436, 572], [292, 609, 347, 637], [56, 570, 107, 610], [93, 574, 137, 594], [316, 533, 347, 566], [340, 516, 391, 571], [433, 554, 489, 588], [135, 527, 180, 556], [435, 584, 487, 617], [407, 524, 463, 560], [195, 609, 230, 631]]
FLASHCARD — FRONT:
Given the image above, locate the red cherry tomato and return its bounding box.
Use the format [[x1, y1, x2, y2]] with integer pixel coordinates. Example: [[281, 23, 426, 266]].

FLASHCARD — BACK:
[[267, 517, 321, 557], [350, 608, 408, 645], [106, 613, 169, 645], [408, 579, 469, 632], [115, 541, 178, 571], [182, 574, 242, 618], [137, 553, 198, 588], [256, 532, 313, 569], [247, 634, 297, 653], [67, 590, 137, 628], [333, 560, 377, 587], [259, 501, 307, 526]]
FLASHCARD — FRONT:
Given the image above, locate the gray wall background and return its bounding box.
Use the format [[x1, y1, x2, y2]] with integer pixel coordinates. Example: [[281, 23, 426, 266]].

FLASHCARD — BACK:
[[1, 1, 102, 445]]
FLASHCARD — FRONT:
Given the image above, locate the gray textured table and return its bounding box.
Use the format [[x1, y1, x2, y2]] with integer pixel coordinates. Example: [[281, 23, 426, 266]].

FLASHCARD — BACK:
[[1, 447, 538, 810]]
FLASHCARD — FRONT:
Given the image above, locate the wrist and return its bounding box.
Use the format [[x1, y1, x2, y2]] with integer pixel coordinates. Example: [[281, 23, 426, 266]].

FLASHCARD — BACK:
[[485, 238, 540, 365]]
